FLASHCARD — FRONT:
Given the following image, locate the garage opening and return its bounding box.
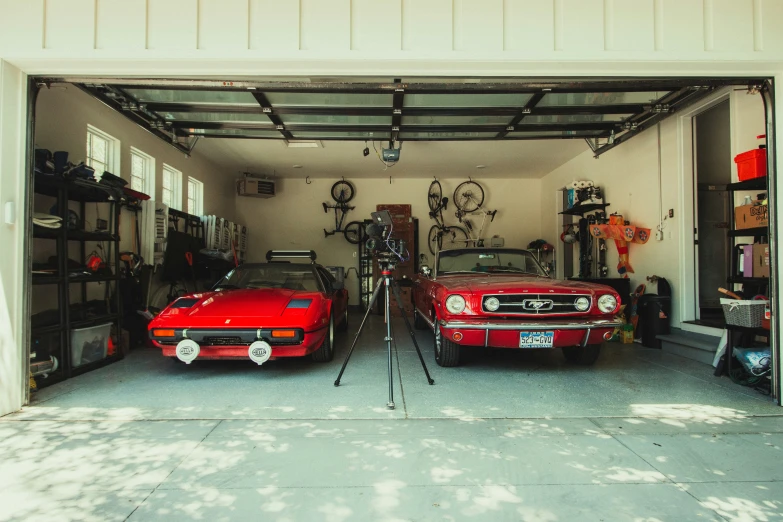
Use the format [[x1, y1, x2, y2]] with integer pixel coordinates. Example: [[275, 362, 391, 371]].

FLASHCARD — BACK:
[[24, 76, 779, 413]]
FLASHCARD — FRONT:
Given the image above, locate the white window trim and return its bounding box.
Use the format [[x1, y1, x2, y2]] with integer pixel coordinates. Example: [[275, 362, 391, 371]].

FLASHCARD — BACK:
[[187, 176, 204, 216], [162, 163, 183, 211], [86, 124, 121, 176], [129, 147, 156, 199]]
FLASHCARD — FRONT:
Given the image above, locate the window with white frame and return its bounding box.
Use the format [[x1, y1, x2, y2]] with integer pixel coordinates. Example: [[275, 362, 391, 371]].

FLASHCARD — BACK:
[[130, 147, 155, 198], [162, 164, 183, 210], [86, 125, 120, 176], [187, 176, 204, 216]]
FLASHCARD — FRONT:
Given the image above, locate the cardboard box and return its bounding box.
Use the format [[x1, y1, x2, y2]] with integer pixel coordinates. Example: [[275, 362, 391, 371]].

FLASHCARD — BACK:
[[742, 245, 753, 275], [735, 202, 768, 229], [753, 243, 770, 278]]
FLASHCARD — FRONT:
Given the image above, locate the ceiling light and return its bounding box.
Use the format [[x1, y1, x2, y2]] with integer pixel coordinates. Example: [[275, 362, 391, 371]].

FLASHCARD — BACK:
[[285, 140, 322, 148], [293, 165, 303, 169], [476, 165, 487, 169]]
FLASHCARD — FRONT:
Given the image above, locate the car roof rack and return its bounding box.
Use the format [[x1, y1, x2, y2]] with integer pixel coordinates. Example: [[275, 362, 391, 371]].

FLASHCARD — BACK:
[[266, 250, 317, 262]]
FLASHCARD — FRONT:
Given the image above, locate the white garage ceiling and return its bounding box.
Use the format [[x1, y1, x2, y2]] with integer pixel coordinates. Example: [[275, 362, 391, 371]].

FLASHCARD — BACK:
[[192, 137, 588, 179]]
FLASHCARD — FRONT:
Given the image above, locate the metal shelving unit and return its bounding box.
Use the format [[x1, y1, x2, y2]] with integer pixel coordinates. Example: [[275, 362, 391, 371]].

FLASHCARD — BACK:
[[31, 173, 124, 387]]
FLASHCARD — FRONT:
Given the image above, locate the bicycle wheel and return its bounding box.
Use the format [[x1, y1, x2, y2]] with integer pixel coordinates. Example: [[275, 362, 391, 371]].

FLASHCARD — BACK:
[[428, 225, 442, 256], [443, 226, 469, 250], [343, 221, 364, 244], [427, 180, 442, 212], [331, 180, 355, 204], [453, 180, 484, 213]]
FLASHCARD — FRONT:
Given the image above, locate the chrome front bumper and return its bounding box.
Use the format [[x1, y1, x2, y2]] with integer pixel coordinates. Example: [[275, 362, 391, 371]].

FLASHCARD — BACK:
[[439, 318, 623, 331]]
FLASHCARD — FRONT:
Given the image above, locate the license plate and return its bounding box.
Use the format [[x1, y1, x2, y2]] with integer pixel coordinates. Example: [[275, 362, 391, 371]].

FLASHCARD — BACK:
[[519, 331, 554, 348]]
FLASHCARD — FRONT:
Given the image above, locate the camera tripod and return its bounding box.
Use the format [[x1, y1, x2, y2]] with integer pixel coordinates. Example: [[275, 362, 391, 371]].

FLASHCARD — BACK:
[[334, 259, 435, 409]]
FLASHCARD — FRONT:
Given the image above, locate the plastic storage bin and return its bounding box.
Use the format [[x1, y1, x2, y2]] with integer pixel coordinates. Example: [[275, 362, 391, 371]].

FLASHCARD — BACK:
[[734, 148, 767, 181], [70, 323, 112, 367]]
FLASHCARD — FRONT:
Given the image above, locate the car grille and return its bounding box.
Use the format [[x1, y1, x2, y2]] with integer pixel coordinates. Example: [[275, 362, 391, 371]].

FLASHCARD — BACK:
[[203, 336, 246, 346], [482, 294, 591, 315]]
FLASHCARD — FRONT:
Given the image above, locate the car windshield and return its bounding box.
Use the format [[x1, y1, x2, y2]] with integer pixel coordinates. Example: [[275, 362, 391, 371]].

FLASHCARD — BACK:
[[437, 249, 547, 276], [215, 264, 322, 292]]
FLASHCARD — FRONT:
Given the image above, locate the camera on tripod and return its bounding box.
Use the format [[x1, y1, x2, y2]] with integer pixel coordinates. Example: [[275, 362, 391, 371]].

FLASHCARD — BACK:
[[365, 211, 408, 263]]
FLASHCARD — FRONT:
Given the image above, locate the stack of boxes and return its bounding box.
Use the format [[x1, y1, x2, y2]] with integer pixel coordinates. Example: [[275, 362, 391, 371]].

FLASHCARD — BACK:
[[374, 204, 417, 317], [735, 201, 769, 278]]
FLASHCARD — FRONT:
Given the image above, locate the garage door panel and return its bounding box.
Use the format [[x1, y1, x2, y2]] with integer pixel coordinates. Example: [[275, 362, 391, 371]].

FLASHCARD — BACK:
[[605, 0, 655, 52], [95, 0, 146, 50], [560, 0, 604, 52], [707, 0, 755, 52], [658, 0, 704, 52]]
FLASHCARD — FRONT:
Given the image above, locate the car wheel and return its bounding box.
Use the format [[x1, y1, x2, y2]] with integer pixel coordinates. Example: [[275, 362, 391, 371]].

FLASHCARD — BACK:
[[413, 308, 428, 330], [434, 325, 460, 367], [337, 306, 348, 332], [562, 344, 601, 365], [312, 314, 335, 362]]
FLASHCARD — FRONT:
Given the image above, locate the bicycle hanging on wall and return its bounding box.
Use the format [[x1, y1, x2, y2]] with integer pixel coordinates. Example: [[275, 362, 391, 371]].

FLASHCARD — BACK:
[[452, 179, 498, 247], [426, 179, 468, 255], [323, 179, 363, 244]]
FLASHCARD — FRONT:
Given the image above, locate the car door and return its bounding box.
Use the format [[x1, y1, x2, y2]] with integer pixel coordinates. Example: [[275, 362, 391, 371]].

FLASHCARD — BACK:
[[316, 266, 347, 319]]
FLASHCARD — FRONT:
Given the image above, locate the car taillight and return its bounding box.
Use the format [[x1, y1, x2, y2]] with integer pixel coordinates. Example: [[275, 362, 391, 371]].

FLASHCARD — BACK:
[[272, 330, 297, 338], [152, 329, 176, 337]]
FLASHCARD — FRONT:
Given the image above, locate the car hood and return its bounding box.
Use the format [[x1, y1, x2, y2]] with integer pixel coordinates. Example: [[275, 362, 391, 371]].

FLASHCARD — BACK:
[[164, 288, 316, 318], [435, 274, 611, 295]]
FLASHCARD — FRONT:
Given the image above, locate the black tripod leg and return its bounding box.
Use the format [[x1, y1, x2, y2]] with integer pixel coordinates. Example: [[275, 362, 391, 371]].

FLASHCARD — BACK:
[[389, 281, 435, 385], [334, 276, 385, 386]]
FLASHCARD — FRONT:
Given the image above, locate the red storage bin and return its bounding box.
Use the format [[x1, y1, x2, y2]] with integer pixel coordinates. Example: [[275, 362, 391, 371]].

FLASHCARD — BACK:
[[734, 148, 767, 181]]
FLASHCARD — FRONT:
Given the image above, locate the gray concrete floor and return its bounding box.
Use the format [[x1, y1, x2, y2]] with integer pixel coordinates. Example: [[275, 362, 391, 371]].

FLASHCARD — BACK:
[[2, 316, 782, 521]]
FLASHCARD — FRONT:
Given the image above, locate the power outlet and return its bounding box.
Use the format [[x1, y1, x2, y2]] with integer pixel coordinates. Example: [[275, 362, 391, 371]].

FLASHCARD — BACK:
[[353, 251, 357, 258], [655, 230, 664, 241], [668, 209, 674, 218]]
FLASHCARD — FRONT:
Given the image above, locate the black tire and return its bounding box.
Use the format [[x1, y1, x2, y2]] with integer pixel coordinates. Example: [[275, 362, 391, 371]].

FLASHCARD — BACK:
[[331, 180, 355, 204], [311, 314, 335, 362], [343, 221, 364, 244], [453, 181, 484, 213], [562, 344, 601, 365], [443, 226, 469, 250], [428, 225, 442, 255], [434, 324, 460, 367], [413, 308, 428, 330], [428, 180, 442, 211], [337, 306, 348, 332]]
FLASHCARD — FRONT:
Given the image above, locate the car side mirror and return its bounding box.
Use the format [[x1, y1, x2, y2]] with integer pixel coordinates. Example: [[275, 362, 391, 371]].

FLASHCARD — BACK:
[[332, 280, 344, 290], [419, 265, 432, 278]]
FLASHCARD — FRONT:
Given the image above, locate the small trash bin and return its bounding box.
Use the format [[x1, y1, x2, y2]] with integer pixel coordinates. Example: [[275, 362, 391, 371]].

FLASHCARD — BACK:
[[638, 294, 671, 348]]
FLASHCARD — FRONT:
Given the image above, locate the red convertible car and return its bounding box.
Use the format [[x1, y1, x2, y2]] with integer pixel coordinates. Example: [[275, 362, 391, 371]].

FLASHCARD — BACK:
[[148, 251, 348, 365], [412, 248, 622, 367]]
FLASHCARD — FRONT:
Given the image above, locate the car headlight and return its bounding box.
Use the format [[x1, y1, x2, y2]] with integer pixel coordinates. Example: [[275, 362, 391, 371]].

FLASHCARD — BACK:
[[597, 294, 618, 313], [484, 297, 500, 312], [575, 296, 591, 312], [445, 295, 466, 314]]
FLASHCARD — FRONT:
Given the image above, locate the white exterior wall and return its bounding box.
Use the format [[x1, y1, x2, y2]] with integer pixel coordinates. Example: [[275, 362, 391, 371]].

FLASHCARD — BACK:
[[0, 61, 28, 416], [1, 0, 783, 414]]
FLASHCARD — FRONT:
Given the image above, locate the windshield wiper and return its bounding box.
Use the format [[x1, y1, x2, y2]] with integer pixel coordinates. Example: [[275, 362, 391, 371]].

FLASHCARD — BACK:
[[214, 284, 240, 290]]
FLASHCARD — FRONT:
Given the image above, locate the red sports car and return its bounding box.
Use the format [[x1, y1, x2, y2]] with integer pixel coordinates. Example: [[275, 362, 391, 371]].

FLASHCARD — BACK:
[[412, 248, 622, 366], [148, 251, 348, 365]]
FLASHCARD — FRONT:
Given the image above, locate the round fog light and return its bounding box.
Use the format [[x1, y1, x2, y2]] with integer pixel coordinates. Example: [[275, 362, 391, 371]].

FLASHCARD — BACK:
[[248, 341, 272, 366], [484, 297, 500, 312], [175, 339, 200, 364], [575, 297, 590, 311], [453, 332, 463, 342]]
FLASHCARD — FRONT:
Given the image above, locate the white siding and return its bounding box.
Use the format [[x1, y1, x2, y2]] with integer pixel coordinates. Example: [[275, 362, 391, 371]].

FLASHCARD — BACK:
[[95, 0, 147, 50]]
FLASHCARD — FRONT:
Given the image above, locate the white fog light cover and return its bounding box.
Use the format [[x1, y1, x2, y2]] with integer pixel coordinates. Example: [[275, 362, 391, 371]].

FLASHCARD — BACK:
[[484, 297, 501, 312], [248, 340, 272, 366], [445, 295, 466, 314], [597, 294, 618, 313], [575, 297, 591, 312], [175, 339, 200, 364]]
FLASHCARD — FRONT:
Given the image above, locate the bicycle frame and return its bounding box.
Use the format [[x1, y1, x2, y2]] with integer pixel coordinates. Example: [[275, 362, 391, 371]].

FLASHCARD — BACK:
[[323, 201, 355, 237], [456, 206, 497, 247]]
